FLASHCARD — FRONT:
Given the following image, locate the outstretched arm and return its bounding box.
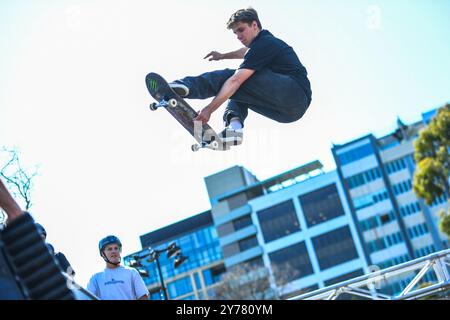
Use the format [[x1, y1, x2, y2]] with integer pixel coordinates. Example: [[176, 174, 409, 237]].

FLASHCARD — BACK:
[[204, 47, 248, 61], [0, 178, 23, 222]]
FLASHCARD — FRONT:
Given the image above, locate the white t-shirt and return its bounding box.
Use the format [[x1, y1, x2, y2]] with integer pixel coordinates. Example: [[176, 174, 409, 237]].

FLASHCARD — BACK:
[[87, 265, 149, 300]]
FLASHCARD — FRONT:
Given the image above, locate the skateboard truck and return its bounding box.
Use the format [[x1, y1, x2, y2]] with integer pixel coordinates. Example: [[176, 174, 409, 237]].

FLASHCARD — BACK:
[[149, 98, 178, 111], [191, 139, 220, 152], [148, 97, 221, 152], [192, 136, 240, 151]]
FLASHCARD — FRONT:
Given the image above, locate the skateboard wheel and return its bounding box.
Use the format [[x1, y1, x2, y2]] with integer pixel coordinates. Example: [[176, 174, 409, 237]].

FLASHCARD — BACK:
[[210, 141, 219, 149], [149, 103, 158, 111], [168, 99, 178, 108], [191, 144, 200, 152]]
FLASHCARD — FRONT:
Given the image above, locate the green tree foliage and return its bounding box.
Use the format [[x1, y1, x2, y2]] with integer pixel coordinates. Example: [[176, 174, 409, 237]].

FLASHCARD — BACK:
[[439, 210, 450, 240], [413, 104, 450, 237], [414, 158, 448, 205]]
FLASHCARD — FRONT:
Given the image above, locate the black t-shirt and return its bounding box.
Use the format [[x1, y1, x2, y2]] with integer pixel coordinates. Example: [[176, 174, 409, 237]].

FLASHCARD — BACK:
[[239, 29, 312, 101]]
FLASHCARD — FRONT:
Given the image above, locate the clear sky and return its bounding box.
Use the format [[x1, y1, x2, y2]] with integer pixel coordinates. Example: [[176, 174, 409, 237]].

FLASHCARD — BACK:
[[1, 0, 449, 287]]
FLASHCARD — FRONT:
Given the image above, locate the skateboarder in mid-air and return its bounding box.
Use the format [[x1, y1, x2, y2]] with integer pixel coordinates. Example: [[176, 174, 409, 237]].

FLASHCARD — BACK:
[[169, 7, 312, 145]]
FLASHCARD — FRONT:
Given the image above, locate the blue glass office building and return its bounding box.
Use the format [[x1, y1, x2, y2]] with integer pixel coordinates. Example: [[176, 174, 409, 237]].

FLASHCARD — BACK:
[[124, 211, 225, 300], [332, 110, 449, 294], [205, 162, 369, 298]]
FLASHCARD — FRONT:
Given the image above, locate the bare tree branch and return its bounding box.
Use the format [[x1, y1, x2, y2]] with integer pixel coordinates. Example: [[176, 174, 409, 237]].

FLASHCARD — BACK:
[[209, 262, 299, 300], [0, 147, 39, 210]]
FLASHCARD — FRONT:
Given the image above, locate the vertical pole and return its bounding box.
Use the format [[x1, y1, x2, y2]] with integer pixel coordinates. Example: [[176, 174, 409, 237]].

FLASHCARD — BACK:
[[155, 252, 169, 300]]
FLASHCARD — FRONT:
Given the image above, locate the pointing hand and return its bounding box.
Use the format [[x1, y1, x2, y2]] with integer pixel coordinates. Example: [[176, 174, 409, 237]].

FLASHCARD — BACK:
[[204, 51, 223, 61]]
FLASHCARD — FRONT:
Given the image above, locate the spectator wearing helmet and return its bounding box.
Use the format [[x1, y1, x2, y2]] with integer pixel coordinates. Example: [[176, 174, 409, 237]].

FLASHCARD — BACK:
[[35, 222, 75, 278], [86, 235, 149, 300]]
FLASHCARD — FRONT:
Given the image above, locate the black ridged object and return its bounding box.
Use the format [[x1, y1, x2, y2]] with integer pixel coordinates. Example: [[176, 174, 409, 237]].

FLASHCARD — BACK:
[[1, 213, 75, 300]]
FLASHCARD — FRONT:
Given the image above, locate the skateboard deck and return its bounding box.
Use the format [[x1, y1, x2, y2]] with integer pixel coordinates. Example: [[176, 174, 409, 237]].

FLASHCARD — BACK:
[[145, 72, 232, 152]]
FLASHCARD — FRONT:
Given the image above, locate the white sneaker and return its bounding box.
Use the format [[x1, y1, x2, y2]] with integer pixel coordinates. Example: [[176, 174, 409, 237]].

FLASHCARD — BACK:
[[169, 82, 189, 97]]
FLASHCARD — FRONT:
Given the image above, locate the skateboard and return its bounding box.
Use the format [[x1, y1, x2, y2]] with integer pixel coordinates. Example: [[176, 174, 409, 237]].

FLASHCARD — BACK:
[[145, 72, 234, 152]]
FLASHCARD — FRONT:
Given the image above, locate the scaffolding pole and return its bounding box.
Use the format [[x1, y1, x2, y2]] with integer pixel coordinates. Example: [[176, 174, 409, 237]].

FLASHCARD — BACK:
[[288, 249, 450, 300]]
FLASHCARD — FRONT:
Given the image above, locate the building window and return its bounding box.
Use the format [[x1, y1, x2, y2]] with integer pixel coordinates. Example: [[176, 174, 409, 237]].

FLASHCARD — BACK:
[[385, 157, 408, 174], [312, 226, 358, 270], [222, 236, 259, 258], [243, 256, 265, 269], [217, 222, 235, 237], [414, 245, 436, 258], [378, 254, 410, 269], [430, 194, 447, 206], [407, 223, 429, 239], [233, 215, 253, 230], [367, 239, 385, 254], [359, 211, 396, 232], [149, 289, 164, 300], [222, 242, 240, 257], [299, 184, 345, 227], [194, 273, 202, 290], [221, 186, 264, 211], [257, 200, 301, 243], [353, 189, 389, 210], [269, 242, 313, 285], [400, 202, 421, 217], [385, 232, 403, 246], [225, 193, 248, 210], [380, 211, 396, 224], [337, 143, 374, 165], [392, 180, 412, 196], [167, 276, 193, 299], [324, 269, 364, 287], [346, 167, 382, 189], [238, 236, 259, 252], [367, 231, 404, 254], [217, 215, 253, 237], [202, 264, 226, 286]]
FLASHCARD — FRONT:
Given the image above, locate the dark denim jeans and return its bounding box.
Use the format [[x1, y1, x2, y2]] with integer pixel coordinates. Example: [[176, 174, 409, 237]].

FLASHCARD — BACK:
[[176, 68, 310, 127]]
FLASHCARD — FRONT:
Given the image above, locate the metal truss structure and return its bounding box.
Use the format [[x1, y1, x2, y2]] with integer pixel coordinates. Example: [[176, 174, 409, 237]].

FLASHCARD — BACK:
[[289, 249, 450, 300]]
